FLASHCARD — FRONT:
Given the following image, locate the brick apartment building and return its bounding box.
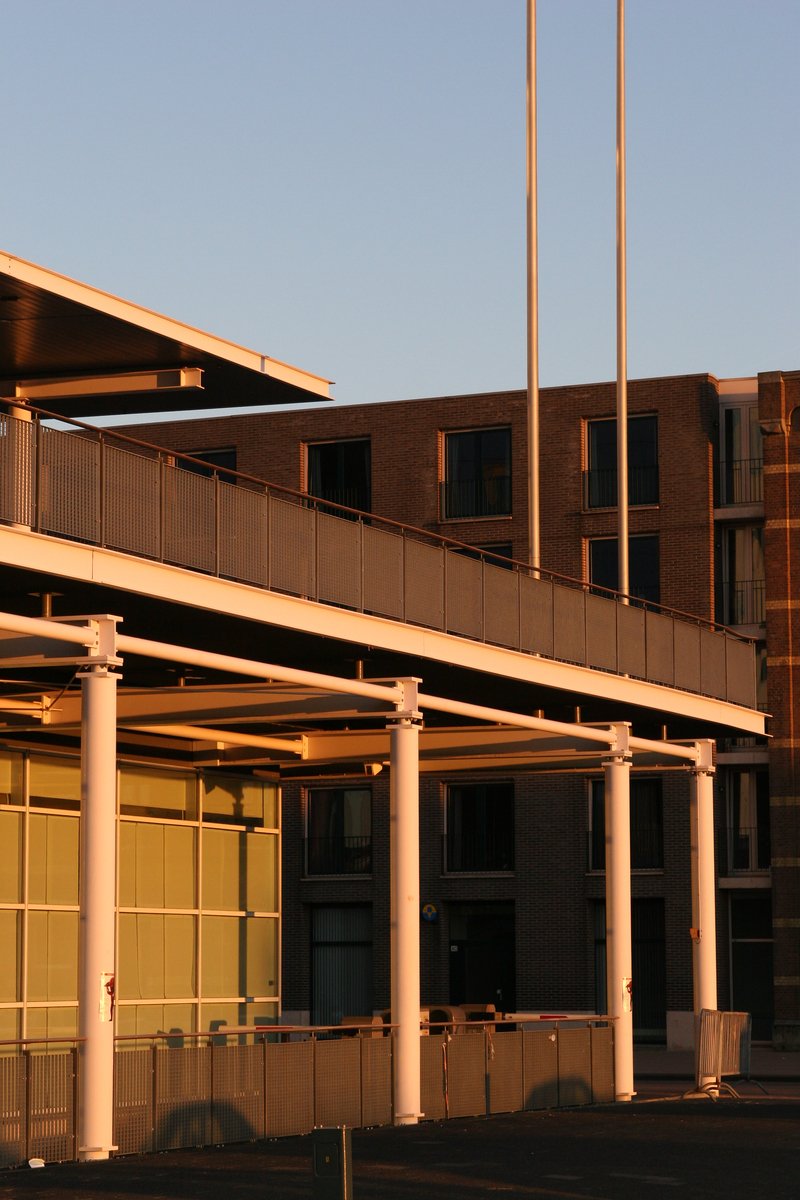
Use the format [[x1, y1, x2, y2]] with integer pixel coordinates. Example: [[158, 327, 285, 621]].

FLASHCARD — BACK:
[[125, 368, 800, 1047]]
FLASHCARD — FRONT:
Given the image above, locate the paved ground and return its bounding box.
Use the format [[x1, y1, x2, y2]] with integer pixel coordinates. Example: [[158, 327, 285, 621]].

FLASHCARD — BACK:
[[3, 1052, 800, 1200]]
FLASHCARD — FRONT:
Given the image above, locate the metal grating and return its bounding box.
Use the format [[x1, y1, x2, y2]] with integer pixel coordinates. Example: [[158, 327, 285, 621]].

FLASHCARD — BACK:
[[39, 426, 100, 542], [445, 551, 482, 638], [444, 1035, 486, 1118], [557, 1027, 592, 1107], [154, 1044, 211, 1151], [404, 539, 445, 629], [617, 602, 646, 679], [315, 1038, 362, 1128], [114, 1046, 153, 1156], [211, 1043, 265, 1144], [487, 1031, 523, 1114], [0, 413, 36, 527], [362, 525, 405, 619], [269, 496, 316, 598], [104, 445, 160, 557], [361, 1037, 392, 1127], [700, 626, 727, 698], [317, 512, 363, 610], [0, 1053, 25, 1167], [522, 1030, 558, 1110], [420, 1035, 447, 1121], [520, 574, 554, 656], [265, 1041, 314, 1137], [674, 621, 701, 694], [586, 593, 618, 672], [590, 1025, 615, 1103], [553, 582, 586, 665], [29, 1052, 75, 1164], [725, 635, 757, 709], [163, 467, 216, 573], [218, 481, 268, 586], [644, 609, 675, 685], [484, 564, 520, 649]]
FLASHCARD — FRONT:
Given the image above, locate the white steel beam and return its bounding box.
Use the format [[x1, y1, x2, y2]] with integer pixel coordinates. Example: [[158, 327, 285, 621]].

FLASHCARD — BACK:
[[690, 740, 718, 1090], [604, 726, 634, 1101]]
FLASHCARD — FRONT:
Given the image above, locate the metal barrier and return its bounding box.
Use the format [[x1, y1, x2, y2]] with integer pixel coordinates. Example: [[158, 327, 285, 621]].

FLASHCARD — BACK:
[[0, 406, 757, 710], [693, 1009, 752, 1098], [0, 1022, 614, 1167]]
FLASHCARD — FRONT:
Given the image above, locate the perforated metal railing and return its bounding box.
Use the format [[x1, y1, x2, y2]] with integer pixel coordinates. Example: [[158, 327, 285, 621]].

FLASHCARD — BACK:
[[0, 406, 757, 709], [0, 1021, 614, 1165]]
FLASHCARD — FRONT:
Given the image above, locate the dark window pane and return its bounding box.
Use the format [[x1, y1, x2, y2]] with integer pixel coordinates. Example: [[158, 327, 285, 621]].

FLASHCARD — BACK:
[[590, 778, 663, 870], [730, 894, 772, 940], [184, 447, 237, 479], [308, 440, 371, 512], [586, 416, 658, 507], [446, 782, 514, 871], [589, 535, 660, 605], [306, 787, 372, 875], [443, 428, 511, 518]]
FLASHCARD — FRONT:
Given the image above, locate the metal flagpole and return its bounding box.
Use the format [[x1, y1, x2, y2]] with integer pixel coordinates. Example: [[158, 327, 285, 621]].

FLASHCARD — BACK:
[[526, 0, 540, 572], [616, 0, 629, 601]]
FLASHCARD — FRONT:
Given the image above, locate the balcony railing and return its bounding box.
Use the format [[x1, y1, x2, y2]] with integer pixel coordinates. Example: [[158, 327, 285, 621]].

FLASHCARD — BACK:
[[719, 458, 764, 506], [583, 464, 659, 509], [723, 824, 771, 874], [305, 836, 372, 875], [0, 405, 758, 711], [716, 579, 766, 626], [440, 476, 511, 519], [443, 831, 515, 873]]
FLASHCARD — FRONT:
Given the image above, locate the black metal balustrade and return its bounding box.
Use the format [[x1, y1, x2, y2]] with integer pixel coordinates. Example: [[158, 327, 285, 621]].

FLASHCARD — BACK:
[[724, 824, 771, 873], [440, 475, 512, 519], [716, 579, 766, 626], [583, 464, 659, 509], [720, 457, 764, 505], [305, 836, 372, 876]]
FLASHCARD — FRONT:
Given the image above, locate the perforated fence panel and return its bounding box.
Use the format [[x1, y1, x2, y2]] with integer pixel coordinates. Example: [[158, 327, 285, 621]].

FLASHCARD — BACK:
[[114, 1047, 153, 1156], [617, 602, 646, 679], [553, 582, 586, 664], [269, 497, 316, 598], [445, 1035, 486, 1118], [484, 564, 519, 648], [645, 610, 675, 685], [154, 1044, 211, 1151], [445, 552, 482, 639], [405, 539, 445, 629], [726, 635, 757, 709], [363, 525, 404, 619], [361, 1037, 392, 1127], [420, 1035, 447, 1121], [317, 512, 363, 610], [700, 627, 727, 698], [590, 1025, 615, 1103], [104, 445, 160, 557], [40, 427, 100, 543], [523, 1030, 559, 1110], [0, 1054, 25, 1167], [219, 482, 268, 587], [0, 414, 36, 527], [211, 1043, 265, 1144], [28, 1052, 75, 1164], [265, 1041, 314, 1137], [520, 574, 554, 656], [674, 622, 702, 694], [557, 1027, 592, 1107], [315, 1038, 362, 1128], [487, 1031, 523, 1114], [586, 593, 618, 672]]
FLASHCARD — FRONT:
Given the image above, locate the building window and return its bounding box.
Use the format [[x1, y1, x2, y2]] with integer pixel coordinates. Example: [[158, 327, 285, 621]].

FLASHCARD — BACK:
[[585, 415, 658, 508], [588, 534, 660, 605], [589, 778, 663, 870], [305, 787, 372, 876], [725, 768, 770, 873], [717, 525, 765, 626], [442, 428, 511, 519], [183, 448, 238, 479], [455, 542, 515, 569], [720, 403, 763, 505], [445, 782, 514, 872], [307, 439, 371, 513]]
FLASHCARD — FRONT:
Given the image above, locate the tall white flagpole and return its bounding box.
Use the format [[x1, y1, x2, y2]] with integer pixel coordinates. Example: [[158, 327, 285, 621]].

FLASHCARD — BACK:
[[616, 0, 629, 600], [526, 0, 540, 572]]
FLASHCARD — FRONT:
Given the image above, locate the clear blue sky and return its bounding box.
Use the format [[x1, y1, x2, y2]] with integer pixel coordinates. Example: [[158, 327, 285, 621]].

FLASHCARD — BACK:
[[4, 1, 799, 411]]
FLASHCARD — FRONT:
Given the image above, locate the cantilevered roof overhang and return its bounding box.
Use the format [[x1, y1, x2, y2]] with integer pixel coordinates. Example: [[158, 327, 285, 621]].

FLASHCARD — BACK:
[[0, 251, 332, 416]]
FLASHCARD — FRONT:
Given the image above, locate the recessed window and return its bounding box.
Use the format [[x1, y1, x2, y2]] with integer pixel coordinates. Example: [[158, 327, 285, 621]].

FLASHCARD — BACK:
[[585, 415, 658, 508], [307, 439, 371, 513], [589, 778, 663, 871], [720, 404, 763, 505], [442, 428, 511, 519], [306, 786, 372, 875], [725, 768, 770, 872], [717, 525, 765, 625], [183, 447, 238, 479], [445, 782, 514, 872], [589, 534, 660, 605]]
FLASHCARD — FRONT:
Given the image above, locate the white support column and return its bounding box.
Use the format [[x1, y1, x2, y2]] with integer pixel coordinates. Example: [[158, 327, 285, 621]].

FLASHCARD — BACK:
[[690, 740, 717, 1087], [389, 680, 422, 1126], [78, 661, 119, 1161], [604, 725, 634, 1100]]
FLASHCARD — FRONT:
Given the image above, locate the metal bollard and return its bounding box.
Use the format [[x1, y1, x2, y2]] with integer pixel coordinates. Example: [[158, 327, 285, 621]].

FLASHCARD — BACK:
[[312, 1126, 353, 1200]]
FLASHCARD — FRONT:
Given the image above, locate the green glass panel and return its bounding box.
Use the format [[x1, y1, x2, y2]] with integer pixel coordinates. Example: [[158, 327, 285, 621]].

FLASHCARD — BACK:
[[116, 1002, 195, 1039], [164, 825, 196, 908], [0, 810, 22, 902], [119, 913, 196, 1001], [26, 1006, 78, 1042], [0, 751, 23, 806], [119, 823, 196, 909], [0, 910, 20, 1001], [0, 1007, 20, 1040], [29, 756, 81, 811], [28, 814, 79, 905], [203, 775, 271, 826], [202, 829, 241, 911], [119, 765, 197, 820], [246, 834, 278, 913], [27, 911, 78, 1002], [201, 915, 277, 999], [246, 917, 278, 997]]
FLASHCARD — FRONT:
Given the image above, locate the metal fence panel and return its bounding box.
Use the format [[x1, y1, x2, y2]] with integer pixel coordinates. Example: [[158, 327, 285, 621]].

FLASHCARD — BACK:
[[404, 539, 445, 629], [265, 1041, 314, 1137], [522, 1030, 558, 1110], [114, 1046, 153, 1156], [315, 1038, 362, 1129], [211, 1043, 265, 1144], [553, 583, 586, 665], [28, 1051, 75, 1164], [219, 482, 268, 587], [617, 602, 646, 679], [0, 1053, 25, 1167], [484, 565, 520, 649], [362, 525, 404, 619], [154, 1044, 211, 1151], [40, 427, 100, 543], [445, 1036, 486, 1118], [269, 496, 316, 598], [163, 468, 216, 573], [420, 1035, 447, 1121], [0, 413, 36, 527], [725, 635, 757, 709], [520, 574, 554, 657], [586, 593, 618, 672], [674, 622, 702, 694], [557, 1027, 592, 1107], [445, 551, 483, 639], [361, 1037, 392, 1127], [487, 1031, 523, 1114], [317, 512, 363, 610], [700, 627, 727, 698], [645, 610, 675, 685], [104, 445, 160, 558], [590, 1025, 615, 1103]]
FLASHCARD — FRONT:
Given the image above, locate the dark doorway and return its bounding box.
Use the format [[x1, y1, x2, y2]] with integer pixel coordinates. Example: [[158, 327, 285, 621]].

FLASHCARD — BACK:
[[593, 898, 666, 1043], [730, 894, 773, 1041], [448, 902, 515, 1013], [311, 905, 372, 1026]]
